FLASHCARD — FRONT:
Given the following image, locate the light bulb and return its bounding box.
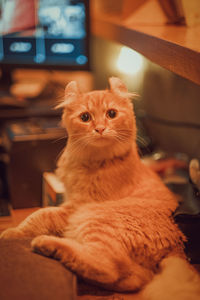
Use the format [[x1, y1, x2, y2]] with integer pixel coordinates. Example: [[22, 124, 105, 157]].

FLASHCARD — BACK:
[[117, 46, 143, 75]]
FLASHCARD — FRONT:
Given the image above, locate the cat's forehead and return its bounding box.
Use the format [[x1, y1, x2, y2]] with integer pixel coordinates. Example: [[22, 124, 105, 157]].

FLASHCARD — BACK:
[[82, 90, 117, 110]]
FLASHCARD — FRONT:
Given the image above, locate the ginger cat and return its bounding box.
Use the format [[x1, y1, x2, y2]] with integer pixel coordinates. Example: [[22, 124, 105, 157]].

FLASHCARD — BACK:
[[1, 77, 199, 297]]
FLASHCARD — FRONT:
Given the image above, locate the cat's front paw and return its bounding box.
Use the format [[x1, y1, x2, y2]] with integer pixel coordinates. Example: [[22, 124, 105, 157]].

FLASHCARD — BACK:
[[31, 235, 58, 257], [0, 227, 24, 240]]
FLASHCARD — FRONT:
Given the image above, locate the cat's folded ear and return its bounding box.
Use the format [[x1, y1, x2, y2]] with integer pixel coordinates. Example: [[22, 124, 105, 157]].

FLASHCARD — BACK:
[[109, 77, 128, 95], [109, 77, 137, 100], [56, 81, 80, 109]]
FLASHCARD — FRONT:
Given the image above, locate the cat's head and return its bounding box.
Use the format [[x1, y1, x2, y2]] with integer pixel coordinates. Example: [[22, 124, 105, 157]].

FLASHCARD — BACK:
[[58, 77, 137, 157]]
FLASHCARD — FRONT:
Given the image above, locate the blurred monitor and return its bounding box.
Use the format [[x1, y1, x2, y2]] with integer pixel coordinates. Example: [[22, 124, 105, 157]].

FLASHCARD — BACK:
[[0, 0, 90, 73]]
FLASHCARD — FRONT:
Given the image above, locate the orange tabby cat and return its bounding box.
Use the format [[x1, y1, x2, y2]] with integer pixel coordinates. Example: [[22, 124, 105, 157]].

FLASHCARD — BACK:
[[1, 78, 199, 295]]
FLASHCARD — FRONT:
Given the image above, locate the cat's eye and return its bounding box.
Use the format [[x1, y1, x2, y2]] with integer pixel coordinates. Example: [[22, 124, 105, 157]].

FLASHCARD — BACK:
[[106, 109, 117, 119], [80, 112, 91, 122]]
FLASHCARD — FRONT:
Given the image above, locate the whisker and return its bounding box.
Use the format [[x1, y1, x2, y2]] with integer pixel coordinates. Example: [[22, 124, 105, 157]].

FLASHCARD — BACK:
[[68, 136, 93, 157], [136, 135, 148, 147], [55, 147, 65, 163], [52, 135, 68, 144], [113, 135, 128, 144], [69, 133, 85, 138], [117, 128, 133, 133]]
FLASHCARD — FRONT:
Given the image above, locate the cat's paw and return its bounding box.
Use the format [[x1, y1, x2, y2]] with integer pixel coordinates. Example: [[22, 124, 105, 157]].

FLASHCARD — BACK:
[[31, 235, 58, 257], [0, 227, 24, 240]]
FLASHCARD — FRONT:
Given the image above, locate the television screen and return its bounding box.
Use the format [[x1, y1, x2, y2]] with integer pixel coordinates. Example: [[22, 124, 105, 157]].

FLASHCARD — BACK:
[[0, 0, 89, 70]]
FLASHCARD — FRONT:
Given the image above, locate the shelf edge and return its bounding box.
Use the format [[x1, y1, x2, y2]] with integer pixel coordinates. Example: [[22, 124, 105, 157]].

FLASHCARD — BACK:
[[91, 16, 200, 86]]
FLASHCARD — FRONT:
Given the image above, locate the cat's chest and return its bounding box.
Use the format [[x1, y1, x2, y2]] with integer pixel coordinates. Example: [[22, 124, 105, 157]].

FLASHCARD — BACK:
[[64, 162, 133, 202], [66, 167, 113, 201]]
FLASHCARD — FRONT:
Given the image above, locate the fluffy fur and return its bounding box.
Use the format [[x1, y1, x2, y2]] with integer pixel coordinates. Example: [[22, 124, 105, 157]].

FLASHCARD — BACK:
[[1, 77, 199, 296], [142, 256, 200, 300]]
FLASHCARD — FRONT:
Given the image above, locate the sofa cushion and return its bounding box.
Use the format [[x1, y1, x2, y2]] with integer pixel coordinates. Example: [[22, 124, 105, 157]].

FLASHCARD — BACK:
[[0, 238, 76, 300]]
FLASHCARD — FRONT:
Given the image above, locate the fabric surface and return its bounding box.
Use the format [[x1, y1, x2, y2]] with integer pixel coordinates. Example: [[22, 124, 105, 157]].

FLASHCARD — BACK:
[[0, 238, 76, 300]]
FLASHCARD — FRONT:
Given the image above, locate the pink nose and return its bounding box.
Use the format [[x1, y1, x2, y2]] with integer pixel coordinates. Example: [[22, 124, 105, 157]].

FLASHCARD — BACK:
[[95, 127, 105, 135]]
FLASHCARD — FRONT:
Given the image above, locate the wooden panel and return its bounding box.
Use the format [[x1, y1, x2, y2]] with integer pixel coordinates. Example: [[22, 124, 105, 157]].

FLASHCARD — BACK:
[[91, 14, 200, 86]]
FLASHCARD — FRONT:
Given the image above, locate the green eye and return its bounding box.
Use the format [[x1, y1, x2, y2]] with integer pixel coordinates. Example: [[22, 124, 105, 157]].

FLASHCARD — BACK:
[[80, 112, 91, 122], [106, 109, 117, 119]]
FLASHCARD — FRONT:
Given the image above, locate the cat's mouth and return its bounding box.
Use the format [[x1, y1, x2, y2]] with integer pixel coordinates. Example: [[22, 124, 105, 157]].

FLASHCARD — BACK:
[[92, 134, 113, 147]]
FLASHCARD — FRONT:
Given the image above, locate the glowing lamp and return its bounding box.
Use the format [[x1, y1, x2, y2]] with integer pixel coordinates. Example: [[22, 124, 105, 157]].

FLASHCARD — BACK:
[[117, 46, 143, 75]]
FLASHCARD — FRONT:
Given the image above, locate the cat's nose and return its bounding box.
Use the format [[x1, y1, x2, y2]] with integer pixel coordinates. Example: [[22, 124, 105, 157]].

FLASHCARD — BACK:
[[95, 127, 105, 135]]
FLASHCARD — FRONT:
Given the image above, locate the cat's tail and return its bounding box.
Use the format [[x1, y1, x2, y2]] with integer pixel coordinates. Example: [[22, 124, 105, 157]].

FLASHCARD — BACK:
[[142, 256, 200, 300]]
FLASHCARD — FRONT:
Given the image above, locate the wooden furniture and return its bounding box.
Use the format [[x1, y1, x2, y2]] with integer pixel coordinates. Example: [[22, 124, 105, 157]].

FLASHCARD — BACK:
[[91, 1, 200, 86]]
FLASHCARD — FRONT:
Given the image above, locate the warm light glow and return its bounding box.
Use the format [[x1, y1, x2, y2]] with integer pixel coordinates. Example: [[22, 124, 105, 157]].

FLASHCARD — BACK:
[[117, 46, 143, 75]]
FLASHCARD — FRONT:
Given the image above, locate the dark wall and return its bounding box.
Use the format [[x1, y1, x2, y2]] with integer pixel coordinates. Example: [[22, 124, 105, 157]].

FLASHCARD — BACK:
[[91, 36, 200, 159]]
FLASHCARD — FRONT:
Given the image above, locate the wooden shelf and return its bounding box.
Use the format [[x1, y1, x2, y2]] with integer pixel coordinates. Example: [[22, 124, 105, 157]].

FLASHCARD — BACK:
[[91, 13, 200, 86]]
